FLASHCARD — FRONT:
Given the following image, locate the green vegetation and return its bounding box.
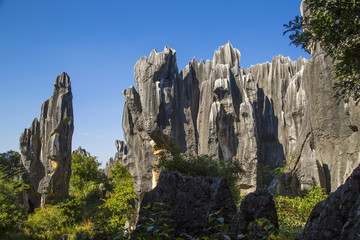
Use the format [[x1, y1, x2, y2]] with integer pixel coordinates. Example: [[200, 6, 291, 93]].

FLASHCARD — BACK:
[[70, 152, 103, 197], [275, 185, 328, 239], [156, 142, 244, 201], [0, 150, 28, 239], [0, 150, 136, 239], [92, 163, 137, 237], [0, 176, 27, 238], [0, 147, 328, 239], [284, 0, 360, 103]]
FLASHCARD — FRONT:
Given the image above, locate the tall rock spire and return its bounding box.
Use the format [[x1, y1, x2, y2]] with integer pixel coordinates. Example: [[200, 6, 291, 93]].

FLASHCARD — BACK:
[[20, 72, 74, 208]]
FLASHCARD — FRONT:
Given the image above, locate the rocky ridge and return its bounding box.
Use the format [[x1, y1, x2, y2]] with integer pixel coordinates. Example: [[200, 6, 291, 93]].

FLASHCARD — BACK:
[[19, 72, 74, 207], [111, 41, 359, 196]]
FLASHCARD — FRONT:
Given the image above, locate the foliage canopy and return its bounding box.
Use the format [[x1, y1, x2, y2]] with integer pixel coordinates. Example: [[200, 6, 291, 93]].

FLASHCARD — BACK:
[[284, 0, 360, 103], [70, 152, 103, 196]]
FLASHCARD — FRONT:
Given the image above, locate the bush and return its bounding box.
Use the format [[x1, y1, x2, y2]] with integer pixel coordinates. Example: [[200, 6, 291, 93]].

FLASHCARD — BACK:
[[156, 143, 244, 197], [92, 163, 136, 238], [24, 205, 69, 239], [275, 185, 328, 238], [70, 152, 103, 197], [0, 178, 26, 238]]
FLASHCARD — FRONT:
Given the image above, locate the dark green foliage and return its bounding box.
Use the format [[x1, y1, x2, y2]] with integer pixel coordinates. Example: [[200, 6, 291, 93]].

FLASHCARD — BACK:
[[0, 178, 26, 238], [24, 205, 70, 240], [70, 152, 103, 196], [275, 185, 328, 239], [284, 0, 360, 103], [0, 150, 26, 180], [92, 163, 137, 239], [58, 197, 86, 224], [114, 202, 176, 240], [202, 209, 231, 240], [0, 150, 28, 238], [156, 142, 244, 197]]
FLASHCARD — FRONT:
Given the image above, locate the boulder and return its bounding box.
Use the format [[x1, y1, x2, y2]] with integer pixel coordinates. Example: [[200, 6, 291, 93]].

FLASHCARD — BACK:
[[135, 171, 237, 239], [296, 163, 360, 240], [19, 72, 74, 207], [229, 189, 278, 238]]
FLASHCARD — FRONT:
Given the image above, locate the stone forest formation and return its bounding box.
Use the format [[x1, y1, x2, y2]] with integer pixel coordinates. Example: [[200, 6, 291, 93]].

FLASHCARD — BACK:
[[19, 40, 360, 214], [107, 41, 360, 198], [13, 1, 360, 238]]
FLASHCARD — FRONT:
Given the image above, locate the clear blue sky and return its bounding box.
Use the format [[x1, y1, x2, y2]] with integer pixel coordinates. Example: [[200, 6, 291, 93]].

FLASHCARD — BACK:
[[0, 0, 308, 167]]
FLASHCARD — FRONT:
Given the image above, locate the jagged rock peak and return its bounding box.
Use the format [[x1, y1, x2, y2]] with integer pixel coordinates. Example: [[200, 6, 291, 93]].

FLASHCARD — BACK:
[[213, 41, 240, 68], [73, 146, 87, 155], [54, 72, 71, 89], [19, 72, 74, 208], [116, 40, 360, 197]]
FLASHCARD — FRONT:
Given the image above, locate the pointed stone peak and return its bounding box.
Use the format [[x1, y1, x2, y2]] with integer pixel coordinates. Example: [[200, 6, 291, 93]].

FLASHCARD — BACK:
[[145, 46, 177, 67], [212, 41, 241, 68], [54, 72, 71, 89]]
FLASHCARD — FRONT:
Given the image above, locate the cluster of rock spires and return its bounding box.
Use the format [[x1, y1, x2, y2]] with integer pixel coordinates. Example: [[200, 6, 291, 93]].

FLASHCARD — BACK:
[[19, 72, 74, 208], [110, 39, 359, 196]]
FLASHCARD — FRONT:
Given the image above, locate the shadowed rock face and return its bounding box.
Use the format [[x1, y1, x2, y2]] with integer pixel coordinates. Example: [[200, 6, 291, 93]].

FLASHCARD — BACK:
[[112, 38, 359, 195], [135, 171, 237, 239], [20, 72, 74, 207], [295, 163, 360, 240]]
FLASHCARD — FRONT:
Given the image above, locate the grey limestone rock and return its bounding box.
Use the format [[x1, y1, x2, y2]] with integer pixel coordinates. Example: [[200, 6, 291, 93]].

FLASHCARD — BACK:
[[135, 171, 237, 238], [228, 189, 278, 238], [296, 163, 360, 240], [116, 40, 359, 195], [19, 72, 74, 207], [73, 146, 87, 155]]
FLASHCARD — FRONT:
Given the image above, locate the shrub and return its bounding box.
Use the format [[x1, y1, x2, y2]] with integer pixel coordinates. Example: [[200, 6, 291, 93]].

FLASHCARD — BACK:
[[24, 205, 69, 239], [0, 178, 26, 238], [275, 185, 328, 238], [156, 142, 244, 199], [70, 152, 103, 197], [92, 163, 136, 238]]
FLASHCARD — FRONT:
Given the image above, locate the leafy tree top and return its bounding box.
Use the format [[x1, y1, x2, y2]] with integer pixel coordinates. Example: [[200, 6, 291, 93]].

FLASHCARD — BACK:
[[284, 0, 360, 103]]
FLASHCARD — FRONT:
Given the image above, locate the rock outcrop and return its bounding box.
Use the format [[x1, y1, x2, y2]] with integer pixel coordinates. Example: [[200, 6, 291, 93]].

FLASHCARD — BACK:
[[111, 40, 359, 196], [296, 163, 360, 240], [229, 189, 278, 238], [19, 72, 74, 207], [135, 171, 237, 238]]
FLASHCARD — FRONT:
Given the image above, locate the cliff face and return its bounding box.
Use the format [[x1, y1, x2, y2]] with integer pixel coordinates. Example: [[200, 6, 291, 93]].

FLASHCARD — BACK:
[[114, 42, 360, 195], [20, 72, 74, 207]]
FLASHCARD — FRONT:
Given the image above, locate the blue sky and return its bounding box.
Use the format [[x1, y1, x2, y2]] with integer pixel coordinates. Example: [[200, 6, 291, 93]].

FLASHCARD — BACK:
[[0, 0, 308, 167]]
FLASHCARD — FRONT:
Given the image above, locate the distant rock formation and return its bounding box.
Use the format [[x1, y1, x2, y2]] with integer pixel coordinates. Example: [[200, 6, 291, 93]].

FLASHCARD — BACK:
[[19, 72, 74, 207], [110, 40, 359, 196], [296, 163, 360, 239], [103, 140, 127, 178]]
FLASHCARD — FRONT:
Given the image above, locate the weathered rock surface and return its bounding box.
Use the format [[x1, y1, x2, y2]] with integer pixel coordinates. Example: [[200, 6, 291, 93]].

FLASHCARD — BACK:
[[103, 140, 127, 178], [296, 163, 360, 240], [135, 171, 237, 238], [19, 72, 74, 207], [229, 189, 278, 238], [111, 40, 359, 195]]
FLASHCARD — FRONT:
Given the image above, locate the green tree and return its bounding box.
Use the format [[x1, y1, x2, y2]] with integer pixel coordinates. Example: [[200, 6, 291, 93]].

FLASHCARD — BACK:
[[70, 152, 103, 196], [0, 151, 27, 238], [0, 150, 25, 179], [284, 0, 360, 103], [93, 163, 136, 238], [0, 178, 26, 238], [24, 204, 69, 239]]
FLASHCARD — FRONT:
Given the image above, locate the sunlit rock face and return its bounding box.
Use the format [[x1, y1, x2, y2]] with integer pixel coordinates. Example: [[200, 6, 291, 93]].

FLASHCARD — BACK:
[[20, 72, 74, 207], [114, 42, 359, 195]]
